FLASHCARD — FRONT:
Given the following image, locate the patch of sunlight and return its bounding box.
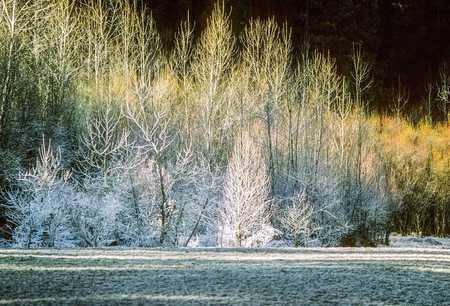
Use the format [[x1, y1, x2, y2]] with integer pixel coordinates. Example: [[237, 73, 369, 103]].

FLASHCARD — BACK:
[[0, 293, 231, 305], [0, 253, 186, 261], [0, 263, 194, 271], [186, 252, 450, 263], [403, 266, 450, 274], [1, 249, 450, 263]]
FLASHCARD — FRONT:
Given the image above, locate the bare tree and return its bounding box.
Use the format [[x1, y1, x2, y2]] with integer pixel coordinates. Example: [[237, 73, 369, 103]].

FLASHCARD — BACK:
[[79, 102, 130, 176], [192, 2, 234, 161], [0, 0, 38, 144], [241, 19, 291, 193], [389, 78, 409, 119], [351, 44, 373, 109], [219, 132, 271, 247], [125, 100, 180, 245], [171, 13, 195, 136], [437, 65, 449, 125]]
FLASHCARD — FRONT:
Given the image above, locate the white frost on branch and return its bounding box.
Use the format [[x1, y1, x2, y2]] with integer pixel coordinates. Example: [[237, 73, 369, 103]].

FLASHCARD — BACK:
[[219, 133, 272, 247]]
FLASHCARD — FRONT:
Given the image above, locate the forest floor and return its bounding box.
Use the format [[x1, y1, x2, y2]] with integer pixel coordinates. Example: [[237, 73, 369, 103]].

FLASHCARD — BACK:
[[1, 247, 450, 305]]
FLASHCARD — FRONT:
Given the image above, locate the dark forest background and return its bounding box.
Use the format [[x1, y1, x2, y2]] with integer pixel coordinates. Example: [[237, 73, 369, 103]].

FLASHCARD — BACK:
[[148, 0, 450, 112]]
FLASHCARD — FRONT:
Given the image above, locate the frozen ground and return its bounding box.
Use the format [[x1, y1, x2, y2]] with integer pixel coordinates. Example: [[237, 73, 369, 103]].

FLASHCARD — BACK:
[[1, 247, 450, 305]]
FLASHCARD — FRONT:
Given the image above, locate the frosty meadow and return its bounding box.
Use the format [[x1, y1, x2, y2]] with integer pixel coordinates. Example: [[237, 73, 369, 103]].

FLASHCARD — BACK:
[[1, 247, 450, 305]]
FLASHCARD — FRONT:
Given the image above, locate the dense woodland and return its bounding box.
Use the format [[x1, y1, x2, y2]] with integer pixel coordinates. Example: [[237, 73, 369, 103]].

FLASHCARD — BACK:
[[0, 0, 448, 248]]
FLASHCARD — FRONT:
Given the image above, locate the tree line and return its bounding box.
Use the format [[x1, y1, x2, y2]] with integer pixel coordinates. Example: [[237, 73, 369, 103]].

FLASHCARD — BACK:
[[0, 0, 448, 248]]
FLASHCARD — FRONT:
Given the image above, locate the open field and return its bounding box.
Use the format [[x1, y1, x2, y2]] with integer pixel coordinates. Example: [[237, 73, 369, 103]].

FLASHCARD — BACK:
[[1, 248, 450, 305]]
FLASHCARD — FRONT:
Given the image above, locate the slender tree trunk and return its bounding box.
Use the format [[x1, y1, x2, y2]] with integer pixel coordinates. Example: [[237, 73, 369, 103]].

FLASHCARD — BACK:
[[157, 163, 168, 245], [184, 198, 209, 247]]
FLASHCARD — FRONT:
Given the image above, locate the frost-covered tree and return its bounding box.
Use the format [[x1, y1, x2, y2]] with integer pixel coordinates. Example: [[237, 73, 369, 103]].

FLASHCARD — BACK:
[[125, 101, 175, 245], [66, 176, 123, 247], [112, 148, 221, 247], [279, 172, 352, 247], [78, 102, 131, 177], [279, 191, 315, 247], [219, 133, 271, 247], [129, 158, 176, 246], [174, 159, 223, 247], [5, 141, 76, 248]]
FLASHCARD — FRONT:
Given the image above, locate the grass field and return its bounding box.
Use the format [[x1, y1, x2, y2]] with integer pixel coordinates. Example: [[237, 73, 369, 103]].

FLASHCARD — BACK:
[[1, 248, 450, 305]]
